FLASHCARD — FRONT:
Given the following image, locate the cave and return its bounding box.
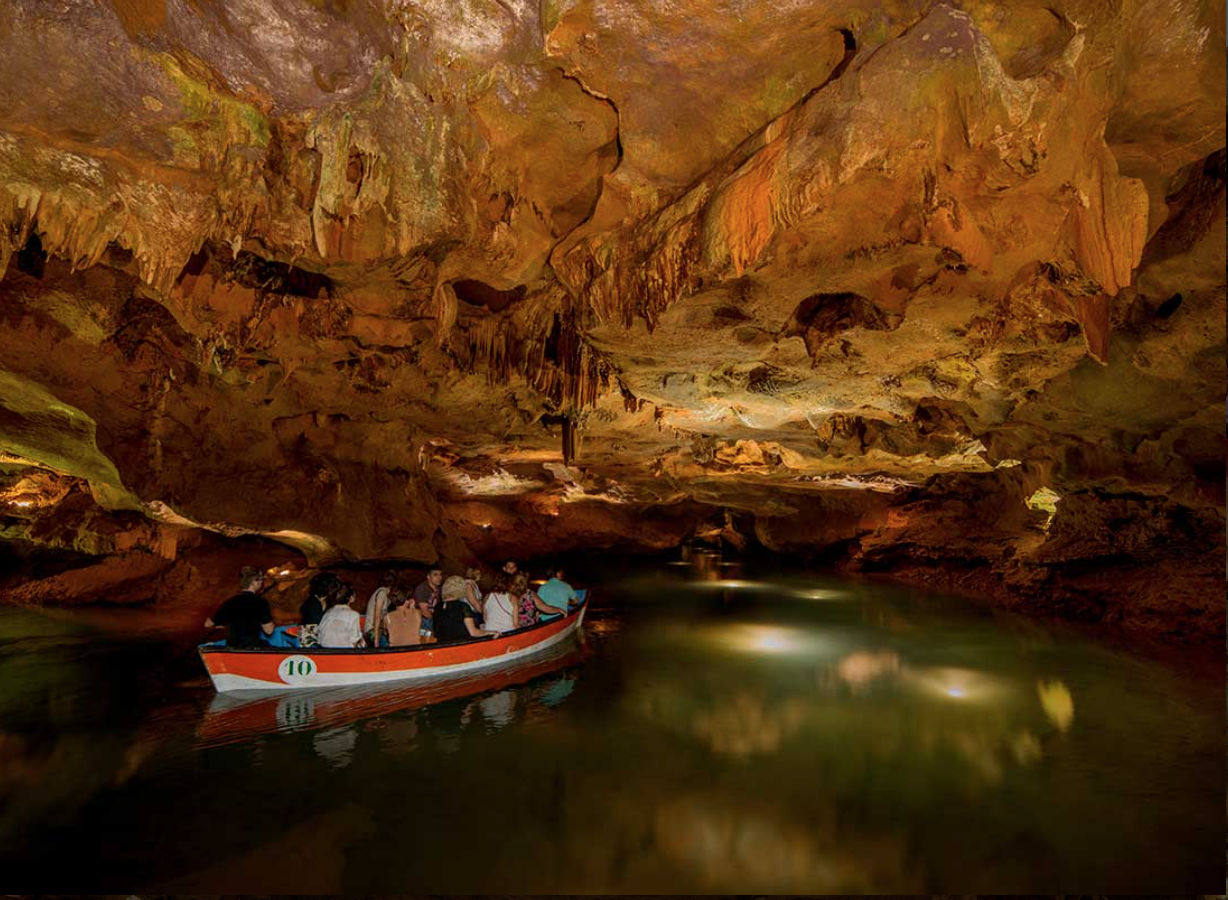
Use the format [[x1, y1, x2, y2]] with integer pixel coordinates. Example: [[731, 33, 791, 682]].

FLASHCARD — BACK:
[[0, 0, 1223, 893]]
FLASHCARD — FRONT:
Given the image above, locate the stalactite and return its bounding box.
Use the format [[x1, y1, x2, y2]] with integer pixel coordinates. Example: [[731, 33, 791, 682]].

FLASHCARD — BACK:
[[619, 379, 640, 412], [561, 415, 577, 465], [465, 315, 516, 384], [459, 293, 616, 417], [562, 206, 706, 332]]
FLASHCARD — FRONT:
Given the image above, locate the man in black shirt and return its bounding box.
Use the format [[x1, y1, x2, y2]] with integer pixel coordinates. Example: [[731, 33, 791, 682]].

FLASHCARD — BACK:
[[414, 567, 443, 635], [206, 566, 274, 648]]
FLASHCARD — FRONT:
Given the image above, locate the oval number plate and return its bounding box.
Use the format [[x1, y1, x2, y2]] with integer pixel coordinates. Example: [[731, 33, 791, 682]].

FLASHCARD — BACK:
[[278, 655, 318, 684]]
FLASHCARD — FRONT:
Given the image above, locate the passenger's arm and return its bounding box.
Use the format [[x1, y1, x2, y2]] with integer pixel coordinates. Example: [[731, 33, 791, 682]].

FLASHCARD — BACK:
[[464, 617, 497, 638], [533, 594, 559, 616]]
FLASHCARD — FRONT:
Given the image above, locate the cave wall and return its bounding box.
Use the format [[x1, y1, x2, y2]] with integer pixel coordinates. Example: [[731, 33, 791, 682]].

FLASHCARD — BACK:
[[0, 0, 1222, 637]]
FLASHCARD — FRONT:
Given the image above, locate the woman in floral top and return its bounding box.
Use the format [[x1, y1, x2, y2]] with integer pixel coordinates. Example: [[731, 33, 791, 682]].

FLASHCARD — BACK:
[[511, 572, 560, 628]]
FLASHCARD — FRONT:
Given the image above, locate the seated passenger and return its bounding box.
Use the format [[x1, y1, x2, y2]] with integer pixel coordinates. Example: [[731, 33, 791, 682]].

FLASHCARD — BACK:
[[512, 572, 560, 627], [502, 559, 519, 576], [318, 582, 366, 649], [205, 566, 273, 648], [300, 572, 334, 626], [435, 576, 499, 643], [297, 572, 337, 648], [414, 568, 443, 637], [482, 573, 517, 634], [384, 587, 422, 647], [364, 573, 397, 646], [535, 564, 578, 615], [463, 566, 485, 623]]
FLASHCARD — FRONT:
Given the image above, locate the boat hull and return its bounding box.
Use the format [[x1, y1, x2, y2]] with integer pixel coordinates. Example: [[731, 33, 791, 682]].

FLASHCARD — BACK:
[[200, 597, 587, 692], [197, 639, 584, 746]]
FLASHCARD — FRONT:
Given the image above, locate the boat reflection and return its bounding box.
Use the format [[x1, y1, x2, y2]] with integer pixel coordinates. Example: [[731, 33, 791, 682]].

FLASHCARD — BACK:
[[196, 637, 585, 749]]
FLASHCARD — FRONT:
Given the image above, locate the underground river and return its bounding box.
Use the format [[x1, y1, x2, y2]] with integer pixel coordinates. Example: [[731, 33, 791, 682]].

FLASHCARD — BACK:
[[0, 555, 1221, 893]]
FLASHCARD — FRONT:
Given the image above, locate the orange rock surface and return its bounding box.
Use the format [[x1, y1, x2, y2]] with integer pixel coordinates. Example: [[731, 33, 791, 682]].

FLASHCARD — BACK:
[[0, 0, 1222, 638]]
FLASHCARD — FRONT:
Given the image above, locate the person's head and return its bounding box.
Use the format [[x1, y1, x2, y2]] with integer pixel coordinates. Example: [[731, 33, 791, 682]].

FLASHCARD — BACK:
[[510, 572, 529, 596], [240, 566, 265, 592], [502, 560, 518, 575], [492, 571, 513, 594], [464, 565, 482, 582], [441, 575, 467, 602], [387, 586, 410, 612], [427, 568, 444, 587], [308, 571, 338, 601], [329, 580, 355, 609], [546, 564, 564, 581], [380, 570, 398, 587]]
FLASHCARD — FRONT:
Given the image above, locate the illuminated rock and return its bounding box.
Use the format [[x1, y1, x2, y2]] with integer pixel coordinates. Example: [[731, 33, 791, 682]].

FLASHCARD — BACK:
[[0, 0, 1220, 637]]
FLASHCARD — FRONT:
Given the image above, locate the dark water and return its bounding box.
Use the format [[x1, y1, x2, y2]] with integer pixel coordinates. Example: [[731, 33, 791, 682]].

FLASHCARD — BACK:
[[0, 557, 1222, 892]]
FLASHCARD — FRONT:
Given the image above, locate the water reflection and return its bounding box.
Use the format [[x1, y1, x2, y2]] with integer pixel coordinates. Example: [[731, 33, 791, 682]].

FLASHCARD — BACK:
[[624, 625, 1075, 796], [1038, 679, 1075, 732], [902, 665, 1011, 703], [652, 793, 916, 892], [276, 694, 317, 730], [834, 649, 902, 691], [313, 725, 359, 768], [0, 572, 1218, 893], [163, 802, 375, 893], [689, 689, 810, 756], [302, 672, 581, 764], [475, 689, 517, 729], [377, 715, 419, 756]]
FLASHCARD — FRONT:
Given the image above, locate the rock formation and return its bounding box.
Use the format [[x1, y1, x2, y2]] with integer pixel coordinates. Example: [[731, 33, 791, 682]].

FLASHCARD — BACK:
[[0, 0, 1223, 639]]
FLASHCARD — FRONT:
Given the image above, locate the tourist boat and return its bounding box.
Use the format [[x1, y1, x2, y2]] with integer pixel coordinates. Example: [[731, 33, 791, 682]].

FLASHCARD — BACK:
[[199, 591, 588, 693], [197, 638, 584, 747]]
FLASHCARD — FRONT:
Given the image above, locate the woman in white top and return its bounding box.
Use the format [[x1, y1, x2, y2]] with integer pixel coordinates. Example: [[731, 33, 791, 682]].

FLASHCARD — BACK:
[[319, 583, 366, 648], [482, 572, 517, 634]]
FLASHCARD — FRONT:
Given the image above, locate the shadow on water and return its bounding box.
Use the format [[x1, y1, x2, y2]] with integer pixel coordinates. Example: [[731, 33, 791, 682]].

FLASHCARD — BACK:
[[0, 551, 1222, 893]]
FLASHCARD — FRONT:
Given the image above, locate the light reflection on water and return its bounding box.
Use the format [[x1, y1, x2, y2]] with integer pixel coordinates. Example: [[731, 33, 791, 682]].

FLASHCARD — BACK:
[[0, 557, 1221, 893]]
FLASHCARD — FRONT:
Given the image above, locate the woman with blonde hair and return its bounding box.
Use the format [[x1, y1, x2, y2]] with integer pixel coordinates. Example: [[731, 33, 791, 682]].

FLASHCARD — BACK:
[[435, 575, 499, 643]]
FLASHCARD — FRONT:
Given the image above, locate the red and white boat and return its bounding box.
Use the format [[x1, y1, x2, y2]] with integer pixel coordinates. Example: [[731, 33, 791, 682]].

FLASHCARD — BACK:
[[199, 592, 588, 693], [197, 639, 584, 747]]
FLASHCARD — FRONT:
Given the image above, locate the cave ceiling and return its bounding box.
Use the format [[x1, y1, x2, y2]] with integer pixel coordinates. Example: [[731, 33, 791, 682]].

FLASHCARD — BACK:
[[0, 0, 1223, 564]]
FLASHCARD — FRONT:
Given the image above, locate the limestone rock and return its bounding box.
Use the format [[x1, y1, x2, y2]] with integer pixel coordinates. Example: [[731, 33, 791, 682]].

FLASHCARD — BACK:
[[0, 0, 1220, 638]]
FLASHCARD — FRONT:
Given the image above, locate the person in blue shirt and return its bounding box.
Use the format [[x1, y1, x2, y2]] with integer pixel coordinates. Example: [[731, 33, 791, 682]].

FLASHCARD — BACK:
[[536, 564, 578, 615]]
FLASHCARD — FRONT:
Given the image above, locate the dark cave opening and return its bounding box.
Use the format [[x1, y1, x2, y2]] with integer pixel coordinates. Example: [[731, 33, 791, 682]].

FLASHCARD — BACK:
[[452, 278, 527, 312]]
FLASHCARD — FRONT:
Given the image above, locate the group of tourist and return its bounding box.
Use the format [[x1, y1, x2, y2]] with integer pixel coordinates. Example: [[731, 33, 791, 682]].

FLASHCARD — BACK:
[[205, 560, 580, 650]]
